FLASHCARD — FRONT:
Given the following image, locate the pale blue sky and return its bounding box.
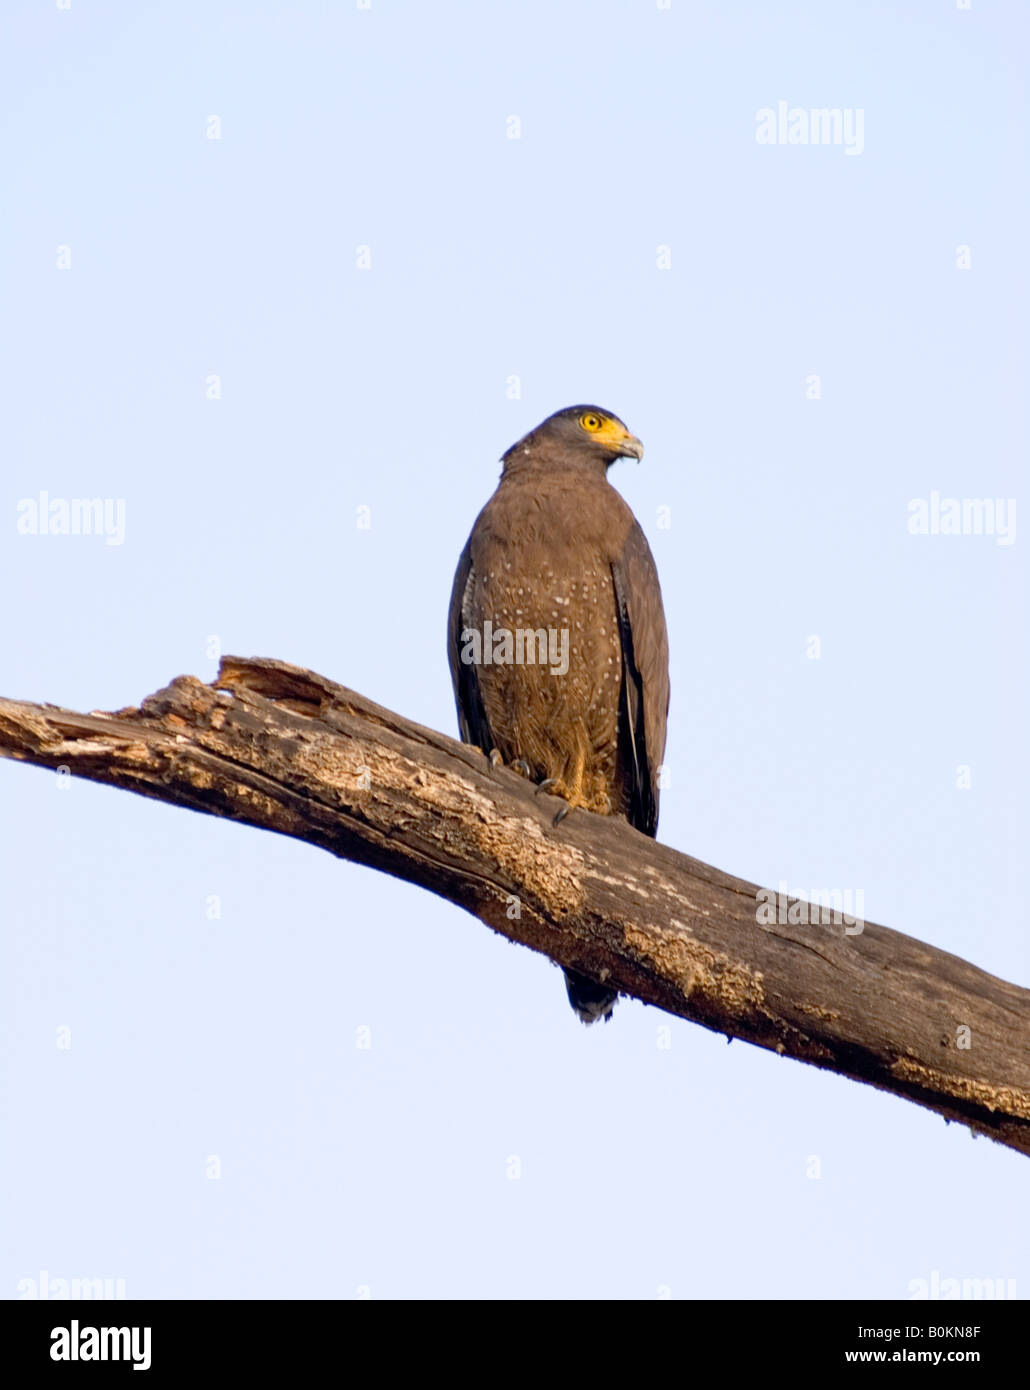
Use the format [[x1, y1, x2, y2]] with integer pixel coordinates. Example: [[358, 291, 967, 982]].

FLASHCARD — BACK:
[[2, 0, 1026, 1299]]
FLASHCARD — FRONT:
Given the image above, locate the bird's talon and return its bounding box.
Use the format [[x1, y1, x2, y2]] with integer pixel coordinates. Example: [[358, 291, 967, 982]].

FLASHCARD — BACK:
[[489, 748, 503, 767], [535, 777, 561, 797], [552, 805, 570, 828], [511, 759, 532, 777]]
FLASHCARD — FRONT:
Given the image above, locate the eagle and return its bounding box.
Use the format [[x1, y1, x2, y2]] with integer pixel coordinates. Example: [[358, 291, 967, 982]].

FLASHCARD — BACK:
[[447, 405, 670, 1023]]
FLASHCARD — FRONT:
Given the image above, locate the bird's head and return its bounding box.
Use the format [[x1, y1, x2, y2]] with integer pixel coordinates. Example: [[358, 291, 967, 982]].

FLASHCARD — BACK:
[[501, 405, 644, 472]]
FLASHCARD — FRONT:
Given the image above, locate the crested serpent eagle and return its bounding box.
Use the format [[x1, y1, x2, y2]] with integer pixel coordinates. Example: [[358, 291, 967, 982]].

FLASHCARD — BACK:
[[448, 406, 670, 1024]]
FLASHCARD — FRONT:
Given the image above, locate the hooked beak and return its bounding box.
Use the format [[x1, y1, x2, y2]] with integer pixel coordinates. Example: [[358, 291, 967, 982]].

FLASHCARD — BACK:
[[619, 432, 644, 462]]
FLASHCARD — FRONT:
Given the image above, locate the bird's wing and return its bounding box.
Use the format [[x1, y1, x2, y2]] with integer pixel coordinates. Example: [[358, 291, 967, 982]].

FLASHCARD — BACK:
[[447, 537, 494, 754], [611, 521, 670, 838]]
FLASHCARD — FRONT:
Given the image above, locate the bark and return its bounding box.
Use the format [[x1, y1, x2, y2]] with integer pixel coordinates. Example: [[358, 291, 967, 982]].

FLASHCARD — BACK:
[[1, 656, 1028, 1156]]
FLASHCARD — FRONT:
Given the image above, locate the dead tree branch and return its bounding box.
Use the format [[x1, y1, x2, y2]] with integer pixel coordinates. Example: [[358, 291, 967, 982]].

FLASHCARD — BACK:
[[1, 657, 1028, 1156]]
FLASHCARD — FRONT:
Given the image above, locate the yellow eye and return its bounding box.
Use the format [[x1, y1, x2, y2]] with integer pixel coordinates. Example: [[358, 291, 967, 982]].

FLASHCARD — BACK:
[[580, 413, 603, 432]]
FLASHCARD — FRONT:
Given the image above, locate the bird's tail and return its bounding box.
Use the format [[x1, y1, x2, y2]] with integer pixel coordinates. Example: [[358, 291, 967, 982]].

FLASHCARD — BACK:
[[563, 967, 618, 1025]]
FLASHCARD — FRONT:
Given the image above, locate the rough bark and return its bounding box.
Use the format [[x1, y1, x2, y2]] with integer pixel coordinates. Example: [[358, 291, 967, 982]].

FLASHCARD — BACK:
[[1, 656, 1028, 1157]]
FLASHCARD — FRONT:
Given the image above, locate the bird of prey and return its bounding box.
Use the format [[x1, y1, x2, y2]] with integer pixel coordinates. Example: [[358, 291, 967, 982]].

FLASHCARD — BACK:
[[448, 405, 670, 1024]]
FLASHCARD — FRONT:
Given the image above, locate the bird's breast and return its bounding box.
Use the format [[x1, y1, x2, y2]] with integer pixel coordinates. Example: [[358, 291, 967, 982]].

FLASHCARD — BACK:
[[465, 482, 630, 816]]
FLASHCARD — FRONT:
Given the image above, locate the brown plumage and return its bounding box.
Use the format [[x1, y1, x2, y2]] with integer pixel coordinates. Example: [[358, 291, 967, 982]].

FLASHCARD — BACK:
[[447, 405, 670, 1024]]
